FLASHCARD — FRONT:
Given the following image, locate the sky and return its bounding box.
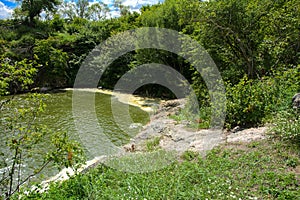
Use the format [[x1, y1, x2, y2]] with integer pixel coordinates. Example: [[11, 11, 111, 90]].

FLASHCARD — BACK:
[[0, 0, 164, 19]]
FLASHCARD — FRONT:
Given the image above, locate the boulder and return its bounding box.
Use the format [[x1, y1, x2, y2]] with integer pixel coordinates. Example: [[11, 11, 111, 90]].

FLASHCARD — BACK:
[[292, 93, 300, 109]]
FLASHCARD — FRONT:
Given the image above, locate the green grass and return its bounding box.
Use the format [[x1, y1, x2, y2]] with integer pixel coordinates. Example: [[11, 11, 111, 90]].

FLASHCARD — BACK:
[[170, 106, 211, 130], [22, 139, 300, 199], [270, 109, 300, 142], [146, 136, 162, 151]]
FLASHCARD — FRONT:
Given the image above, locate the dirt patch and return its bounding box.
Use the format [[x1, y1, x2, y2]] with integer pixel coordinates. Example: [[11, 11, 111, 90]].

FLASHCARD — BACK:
[[226, 127, 267, 143]]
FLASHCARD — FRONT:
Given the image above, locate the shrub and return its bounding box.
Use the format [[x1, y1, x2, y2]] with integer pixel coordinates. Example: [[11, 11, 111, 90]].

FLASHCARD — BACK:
[[50, 14, 65, 32], [225, 75, 276, 127], [225, 65, 300, 128]]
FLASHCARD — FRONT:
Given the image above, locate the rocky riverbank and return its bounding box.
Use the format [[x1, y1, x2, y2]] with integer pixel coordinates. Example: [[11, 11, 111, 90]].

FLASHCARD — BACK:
[[124, 98, 267, 155]]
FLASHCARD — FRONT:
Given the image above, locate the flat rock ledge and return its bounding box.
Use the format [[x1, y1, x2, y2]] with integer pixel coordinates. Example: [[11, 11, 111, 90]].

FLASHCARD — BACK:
[[124, 99, 267, 155], [31, 98, 267, 193]]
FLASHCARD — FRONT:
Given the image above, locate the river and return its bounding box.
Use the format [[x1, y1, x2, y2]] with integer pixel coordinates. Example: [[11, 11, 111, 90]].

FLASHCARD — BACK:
[[0, 90, 150, 184]]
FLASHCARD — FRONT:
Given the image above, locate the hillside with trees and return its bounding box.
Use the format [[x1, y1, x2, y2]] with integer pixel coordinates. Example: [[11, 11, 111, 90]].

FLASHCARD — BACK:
[[0, 0, 299, 199], [1, 0, 299, 127]]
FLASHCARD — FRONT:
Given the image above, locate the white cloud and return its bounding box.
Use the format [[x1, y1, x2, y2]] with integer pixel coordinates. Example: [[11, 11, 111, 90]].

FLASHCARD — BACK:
[[122, 0, 138, 7], [0, 2, 13, 19], [101, 0, 114, 5], [123, 0, 161, 7], [108, 10, 121, 18], [61, 0, 164, 18], [87, 0, 162, 17], [4, 0, 16, 3]]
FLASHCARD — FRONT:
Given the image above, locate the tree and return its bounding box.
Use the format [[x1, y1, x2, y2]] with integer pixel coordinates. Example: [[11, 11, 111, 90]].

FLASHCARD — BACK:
[[113, 0, 131, 16], [87, 2, 110, 21], [257, 0, 300, 71], [33, 39, 69, 87], [134, 0, 185, 72], [76, 0, 89, 19], [60, 0, 109, 21], [178, 0, 300, 81], [16, 0, 61, 24]]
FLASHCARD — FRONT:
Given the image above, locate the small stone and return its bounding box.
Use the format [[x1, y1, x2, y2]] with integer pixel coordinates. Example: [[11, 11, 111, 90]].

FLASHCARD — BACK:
[[231, 126, 241, 133], [172, 137, 183, 142], [129, 123, 143, 129], [292, 93, 300, 109], [181, 120, 191, 126]]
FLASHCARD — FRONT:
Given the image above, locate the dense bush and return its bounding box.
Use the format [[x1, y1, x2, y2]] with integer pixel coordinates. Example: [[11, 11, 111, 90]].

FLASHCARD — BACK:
[[34, 40, 69, 87], [0, 57, 38, 94], [225, 65, 299, 128]]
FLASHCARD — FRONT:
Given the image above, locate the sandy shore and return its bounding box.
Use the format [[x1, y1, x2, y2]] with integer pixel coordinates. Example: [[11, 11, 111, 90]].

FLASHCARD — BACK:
[[63, 88, 162, 113]]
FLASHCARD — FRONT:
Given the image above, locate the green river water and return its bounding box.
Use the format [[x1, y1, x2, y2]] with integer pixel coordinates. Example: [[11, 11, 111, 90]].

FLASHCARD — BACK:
[[0, 90, 149, 182]]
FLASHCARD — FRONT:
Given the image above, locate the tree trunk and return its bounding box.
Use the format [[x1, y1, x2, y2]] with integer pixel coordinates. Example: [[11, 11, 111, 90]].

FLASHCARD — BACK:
[[29, 14, 34, 26]]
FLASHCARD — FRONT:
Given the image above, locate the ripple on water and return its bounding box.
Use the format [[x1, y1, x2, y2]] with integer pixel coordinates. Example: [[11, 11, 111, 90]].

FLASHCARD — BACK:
[[0, 90, 149, 182]]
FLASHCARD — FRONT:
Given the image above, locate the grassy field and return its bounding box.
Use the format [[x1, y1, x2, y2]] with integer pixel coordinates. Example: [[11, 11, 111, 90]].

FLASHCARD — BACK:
[[23, 138, 299, 200]]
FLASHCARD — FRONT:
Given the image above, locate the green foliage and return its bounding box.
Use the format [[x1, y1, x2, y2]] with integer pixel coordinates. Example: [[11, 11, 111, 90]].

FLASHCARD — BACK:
[[146, 137, 161, 151], [271, 109, 300, 143], [176, 65, 299, 129], [10, 34, 36, 59], [17, 0, 61, 24], [258, 0, 300, 70], [0, 94, 85, 199], [181, 150, 199, 161], [34, 39, 69, 87], [0, 50, 84, 199], [226, 65, 300, 128], [182, 0, 299, 81], [0, 57, 38, 95], [0, 0, 299, 198], [49, 14, 65, 32], [190, 72, 210, 107], [65, 17, 89, 35], [0, 0, 298, 94], [60, 0, 109, 21], [170, 96, 211, 129], [0, 21, 18, 42], [12, 7, 28, 22], [0, 39, 6, 55], [114, 0, 131, 16], [137, 0, 179, 30], [130, 1, 189, 97], [25, 140, 300, 199], [225, 75, 275, 127]]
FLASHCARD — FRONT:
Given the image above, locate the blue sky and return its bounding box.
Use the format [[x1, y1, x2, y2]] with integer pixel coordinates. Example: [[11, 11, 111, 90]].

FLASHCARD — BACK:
[[0, 0, 164, 19], [0, 0, 17, 19]]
